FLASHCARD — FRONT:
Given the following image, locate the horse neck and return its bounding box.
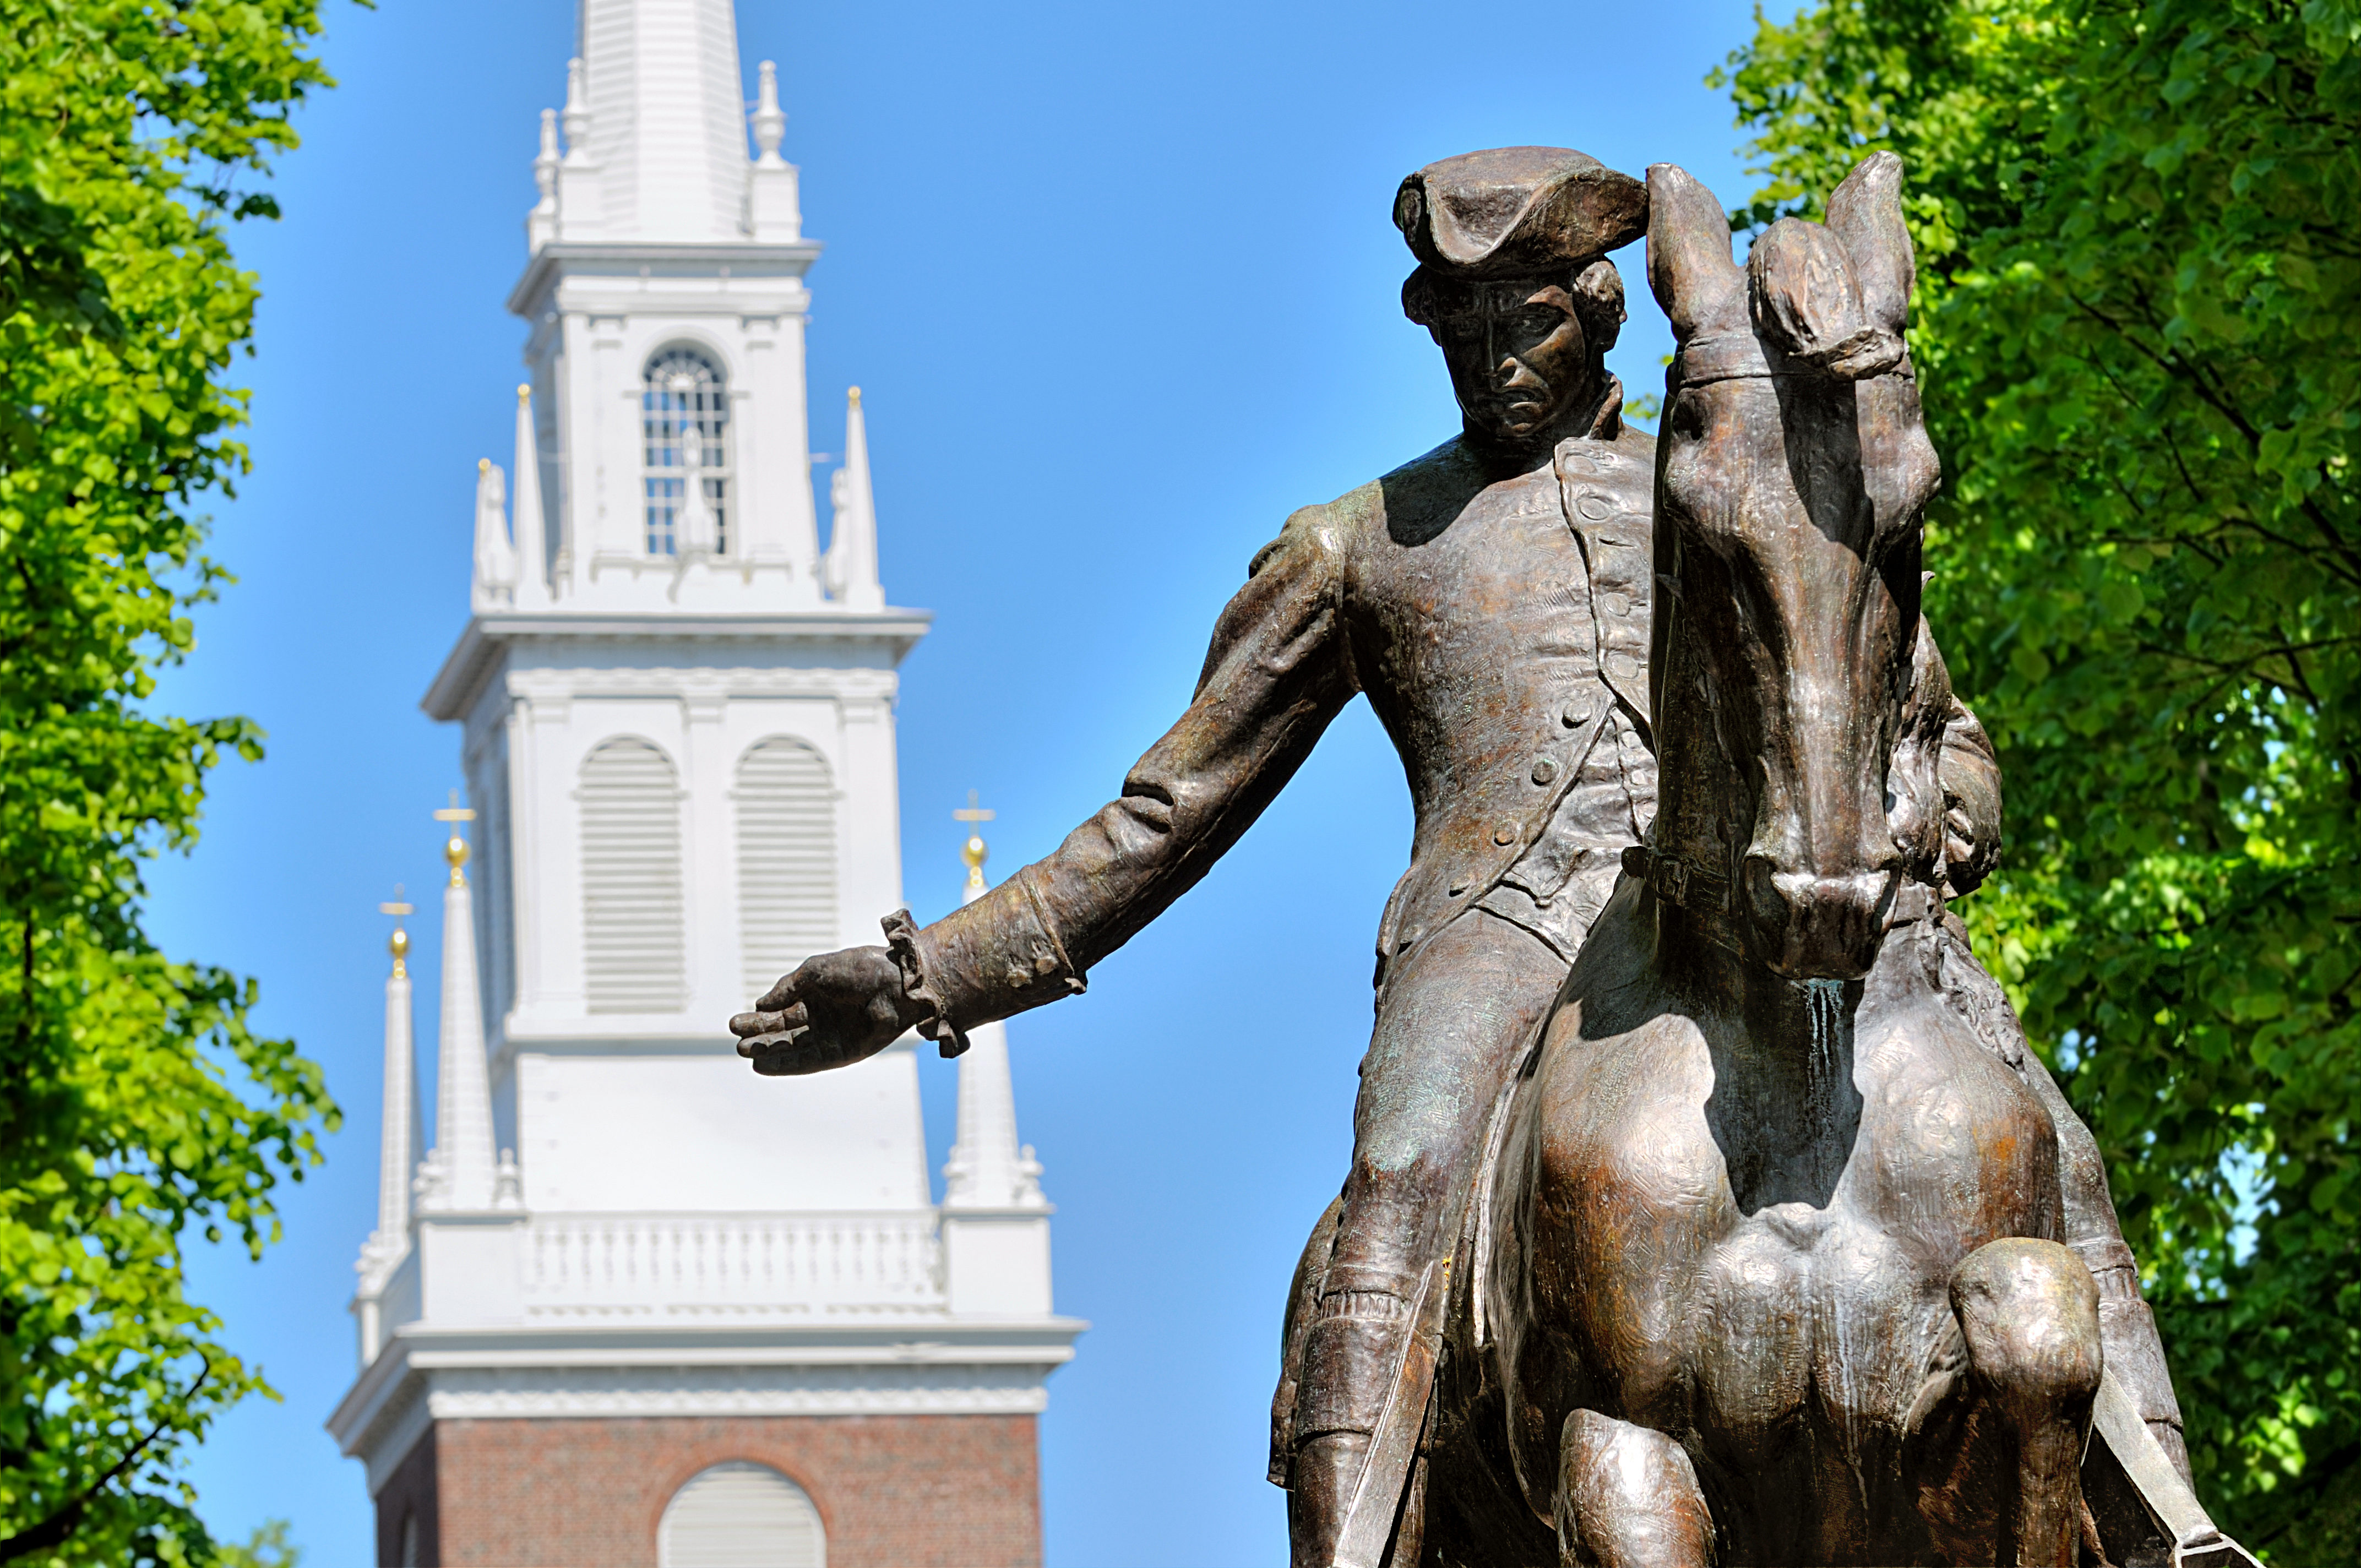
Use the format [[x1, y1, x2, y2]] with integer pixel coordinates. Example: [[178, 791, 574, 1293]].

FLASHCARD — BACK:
[[1644, 524, 1760, 945]]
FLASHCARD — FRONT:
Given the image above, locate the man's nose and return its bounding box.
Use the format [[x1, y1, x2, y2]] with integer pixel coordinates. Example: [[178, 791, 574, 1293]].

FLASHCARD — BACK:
[[1495, 356, 1543, 390]]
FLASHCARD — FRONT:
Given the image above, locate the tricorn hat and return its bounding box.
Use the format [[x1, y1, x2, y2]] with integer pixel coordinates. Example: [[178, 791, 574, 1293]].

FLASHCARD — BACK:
[[1395, 147, 1647, 280]]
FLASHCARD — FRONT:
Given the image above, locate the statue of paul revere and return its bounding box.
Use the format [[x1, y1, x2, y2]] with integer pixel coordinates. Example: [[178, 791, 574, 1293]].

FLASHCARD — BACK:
[[727, 148, 2190, 1567]]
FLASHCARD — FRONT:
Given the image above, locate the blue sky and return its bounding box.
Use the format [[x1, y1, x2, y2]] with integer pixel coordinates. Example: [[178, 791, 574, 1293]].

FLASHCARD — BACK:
[[151, 2, 1777, 1562]]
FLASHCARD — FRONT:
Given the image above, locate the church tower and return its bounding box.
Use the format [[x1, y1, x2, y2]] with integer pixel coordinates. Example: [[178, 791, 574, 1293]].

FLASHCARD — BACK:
[[327, 7, 1079, 1563]]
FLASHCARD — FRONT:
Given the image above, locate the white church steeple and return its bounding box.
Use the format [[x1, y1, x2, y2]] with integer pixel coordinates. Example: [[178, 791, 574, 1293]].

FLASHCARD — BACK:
[[491, 1, 885, 611], [336, 8, 1078, 1553]]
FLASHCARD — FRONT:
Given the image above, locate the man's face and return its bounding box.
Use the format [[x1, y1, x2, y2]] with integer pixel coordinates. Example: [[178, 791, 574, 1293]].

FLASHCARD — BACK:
[[1426, 281, 1592, 447]]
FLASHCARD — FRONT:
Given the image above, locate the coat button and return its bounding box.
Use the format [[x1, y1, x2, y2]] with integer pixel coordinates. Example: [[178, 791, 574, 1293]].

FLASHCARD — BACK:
[[1532, 757, 1559, 786], [1562, 696, 1592, 727], [1493, 826, 1516, 846]]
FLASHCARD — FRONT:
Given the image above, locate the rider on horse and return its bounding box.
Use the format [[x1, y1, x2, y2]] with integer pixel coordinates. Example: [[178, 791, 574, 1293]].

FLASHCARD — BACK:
[[725, 148, 2188, 1567]]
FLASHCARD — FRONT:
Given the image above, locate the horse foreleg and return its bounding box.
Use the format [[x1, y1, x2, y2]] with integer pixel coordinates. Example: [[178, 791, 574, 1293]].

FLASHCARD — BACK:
[[1554, 1409, 1713, 1568], [1910, 1239, 2102, 1566]]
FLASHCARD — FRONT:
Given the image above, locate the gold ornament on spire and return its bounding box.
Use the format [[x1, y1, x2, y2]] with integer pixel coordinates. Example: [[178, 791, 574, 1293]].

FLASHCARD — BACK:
[[953, 790, 994, 896], [434, 791, 477, 888], [380, 886, 414, 978], [517, 382, 532, 403], [848, 385, 862, 409]]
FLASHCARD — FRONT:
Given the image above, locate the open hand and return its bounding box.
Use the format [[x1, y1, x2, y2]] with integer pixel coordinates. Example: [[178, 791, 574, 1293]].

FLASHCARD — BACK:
[[728, 945, 927, 1076]]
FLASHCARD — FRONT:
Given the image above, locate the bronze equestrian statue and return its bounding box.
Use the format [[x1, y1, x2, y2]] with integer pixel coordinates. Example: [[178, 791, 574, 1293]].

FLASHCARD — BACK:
[[1403, 156, 2252, 1568], [727, 148, 2244, 1565]]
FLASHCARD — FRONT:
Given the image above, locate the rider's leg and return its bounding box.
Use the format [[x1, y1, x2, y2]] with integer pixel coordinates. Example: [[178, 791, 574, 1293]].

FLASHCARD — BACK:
[[1288, 910, 1566, 1568], [1911, 1238, 2102, 1566], [1555, 1409, 1713, 1568]]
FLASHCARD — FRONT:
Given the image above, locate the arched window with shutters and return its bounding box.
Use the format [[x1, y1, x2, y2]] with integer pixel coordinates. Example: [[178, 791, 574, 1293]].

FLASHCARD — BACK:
[[736, 738, 839, 998], [578, 737, 687, 1013], [642, 346, 731, 557], [657, 1462, 824, 1568]]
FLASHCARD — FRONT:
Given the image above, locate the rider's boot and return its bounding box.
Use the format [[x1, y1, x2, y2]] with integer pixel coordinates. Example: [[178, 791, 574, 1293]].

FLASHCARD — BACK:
[[1288, 1293, 1409, 1568]]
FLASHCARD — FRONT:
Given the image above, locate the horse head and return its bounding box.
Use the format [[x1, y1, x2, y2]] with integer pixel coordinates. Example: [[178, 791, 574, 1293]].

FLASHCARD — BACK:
[[1644, 154, 1944, 981]]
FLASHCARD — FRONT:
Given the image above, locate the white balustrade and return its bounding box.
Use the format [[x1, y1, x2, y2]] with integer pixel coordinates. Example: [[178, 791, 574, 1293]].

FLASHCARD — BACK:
[[520, 1211, 946, 1322]]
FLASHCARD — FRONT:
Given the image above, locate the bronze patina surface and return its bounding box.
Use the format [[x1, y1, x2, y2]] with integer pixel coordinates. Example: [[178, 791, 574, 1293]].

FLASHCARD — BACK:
[[727, 148, 2246, 1567]]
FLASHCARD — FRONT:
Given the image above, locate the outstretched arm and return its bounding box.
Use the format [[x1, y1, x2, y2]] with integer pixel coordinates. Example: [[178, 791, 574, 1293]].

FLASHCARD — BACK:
[[731, 503, 1363, 1074]]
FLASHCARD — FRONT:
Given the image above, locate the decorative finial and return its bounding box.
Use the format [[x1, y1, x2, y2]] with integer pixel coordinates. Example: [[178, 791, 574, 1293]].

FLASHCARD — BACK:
[[752, 60, 787, 167], [380, 885, 414, 977], [478, 457, 491, 473], [848, 385, 862, 409], [517, 383, 531, 404], [562, 57, 590, 156], [953, 791, 995, 895], [433, 791, 477, 888]]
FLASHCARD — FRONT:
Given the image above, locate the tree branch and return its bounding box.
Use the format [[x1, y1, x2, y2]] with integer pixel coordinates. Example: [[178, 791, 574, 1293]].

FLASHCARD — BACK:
[[0, 1357, 210, 1563]]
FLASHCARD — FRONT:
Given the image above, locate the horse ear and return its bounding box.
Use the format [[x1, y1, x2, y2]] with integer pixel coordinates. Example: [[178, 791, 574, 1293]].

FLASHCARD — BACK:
[[1646, 163, 1743, 342], [1823, 151, 1914, 334]]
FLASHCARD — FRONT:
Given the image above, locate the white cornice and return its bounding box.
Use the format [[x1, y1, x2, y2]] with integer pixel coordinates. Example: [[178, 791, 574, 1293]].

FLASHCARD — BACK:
[[422, 609, 934, 721], [326, 1315, 1088, 1489], [508, 240, 825, 318]]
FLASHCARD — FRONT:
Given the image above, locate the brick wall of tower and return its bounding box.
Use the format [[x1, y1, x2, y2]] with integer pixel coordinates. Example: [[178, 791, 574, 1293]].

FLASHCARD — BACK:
[[374, 1425, 441, 1567], [372, 1413, 1041, 1568]]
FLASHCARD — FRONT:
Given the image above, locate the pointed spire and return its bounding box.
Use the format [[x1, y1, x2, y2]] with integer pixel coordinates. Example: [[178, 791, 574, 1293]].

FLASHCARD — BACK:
[[824, 387, 885, 612], [365, 890, 420, 1270], [529, 108, 562, 253], [572, 0, 751, 241], [471, 459, 517, 610], [419, 797, 499, 1213], [512, 385, 551, 606], [943, 800, 1047, 1212]]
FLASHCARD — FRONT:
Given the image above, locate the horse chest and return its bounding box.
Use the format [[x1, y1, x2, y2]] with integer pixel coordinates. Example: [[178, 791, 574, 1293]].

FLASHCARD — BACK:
[[1534, 1002, 2063, 1451], [1685, 1021, 2064, 1447]]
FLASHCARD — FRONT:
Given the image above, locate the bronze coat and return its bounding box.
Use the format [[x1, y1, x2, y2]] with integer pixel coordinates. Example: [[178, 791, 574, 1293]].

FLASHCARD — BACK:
[[900, 411, 1661, 1042]]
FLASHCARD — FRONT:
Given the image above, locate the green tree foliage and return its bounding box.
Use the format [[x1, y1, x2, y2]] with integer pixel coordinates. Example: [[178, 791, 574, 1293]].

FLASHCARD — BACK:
[[0, 3, 338, 1562], [1716, 0, 2360, 1553]]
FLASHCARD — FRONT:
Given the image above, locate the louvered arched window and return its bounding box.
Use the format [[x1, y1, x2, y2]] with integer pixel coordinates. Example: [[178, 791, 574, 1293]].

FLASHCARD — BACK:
[[657, 1462, 824, 1568], [579, 737, 687, 1013], [642, 347, 731, 556], [736, 738, 839, 997]]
